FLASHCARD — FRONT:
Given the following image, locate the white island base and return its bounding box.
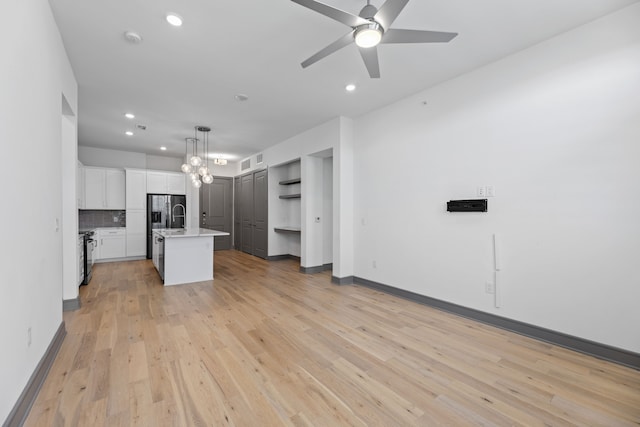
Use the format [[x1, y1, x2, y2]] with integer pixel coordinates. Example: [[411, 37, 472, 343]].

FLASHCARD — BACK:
[[153, 228, 230, 286]]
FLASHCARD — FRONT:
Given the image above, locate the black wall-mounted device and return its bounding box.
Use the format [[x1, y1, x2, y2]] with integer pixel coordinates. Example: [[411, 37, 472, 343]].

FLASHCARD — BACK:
[[447, 199, 488, 212]]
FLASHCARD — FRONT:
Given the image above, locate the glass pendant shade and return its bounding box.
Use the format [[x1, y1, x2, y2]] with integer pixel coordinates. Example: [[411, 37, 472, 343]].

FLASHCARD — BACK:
[[181, 163, 192, 173], [202, 174, 213, 184], [198, 165, 209, 176], [190, 155, 202, 167], [192, 179, 202, 188], [189, 172, 198, 181]]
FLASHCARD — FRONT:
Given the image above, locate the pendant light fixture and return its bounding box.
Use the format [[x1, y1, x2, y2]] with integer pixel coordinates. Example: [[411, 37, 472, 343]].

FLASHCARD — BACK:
[[180, 126, 214, 187]]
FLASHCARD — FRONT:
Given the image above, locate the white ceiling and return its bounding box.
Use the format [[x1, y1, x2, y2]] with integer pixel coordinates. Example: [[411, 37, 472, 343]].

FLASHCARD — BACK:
[[50, 0, 638, 162]]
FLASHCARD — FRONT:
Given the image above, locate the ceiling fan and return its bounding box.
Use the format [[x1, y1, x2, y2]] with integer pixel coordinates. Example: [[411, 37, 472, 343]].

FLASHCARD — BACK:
[[291, 0, 458, 78]]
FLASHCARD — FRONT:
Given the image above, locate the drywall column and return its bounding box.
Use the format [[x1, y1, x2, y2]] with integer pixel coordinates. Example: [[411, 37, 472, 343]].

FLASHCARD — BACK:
[[185, 154, 198, 230], [322, 157, 334, 265], [301, 155, 324, 268], [61, 110, 79, 304], [333, 117, 355, 280]]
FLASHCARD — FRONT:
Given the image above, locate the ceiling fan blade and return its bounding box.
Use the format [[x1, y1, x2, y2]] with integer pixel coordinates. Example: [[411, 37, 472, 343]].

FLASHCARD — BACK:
[[301, 31, 355, 68], [359, 47, 380, 78], [291, 0, 369, 28], [374, 0, 410, 30], [381, 29, 458, 44]]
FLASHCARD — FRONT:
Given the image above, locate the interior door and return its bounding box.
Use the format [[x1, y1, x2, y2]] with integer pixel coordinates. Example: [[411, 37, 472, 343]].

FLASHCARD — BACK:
[[234, 176, 241, 250], [240, 173, 254, 254], [207, 177, 232, 250], [253, 169, 268, 258]]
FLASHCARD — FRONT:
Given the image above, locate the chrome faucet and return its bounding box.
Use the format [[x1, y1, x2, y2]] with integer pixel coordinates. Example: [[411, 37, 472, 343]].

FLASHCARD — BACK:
[[172, 203, 186, 224]]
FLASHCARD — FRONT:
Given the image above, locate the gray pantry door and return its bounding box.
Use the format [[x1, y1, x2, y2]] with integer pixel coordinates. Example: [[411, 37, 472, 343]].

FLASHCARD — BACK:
[[234, 176, 241, 250], [241, 173, 254, 254], [252, 169, 268, 258]]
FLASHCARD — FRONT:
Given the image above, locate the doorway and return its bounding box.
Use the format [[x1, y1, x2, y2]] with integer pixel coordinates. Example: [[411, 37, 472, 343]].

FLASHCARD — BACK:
[[199, 176, 233, 250]]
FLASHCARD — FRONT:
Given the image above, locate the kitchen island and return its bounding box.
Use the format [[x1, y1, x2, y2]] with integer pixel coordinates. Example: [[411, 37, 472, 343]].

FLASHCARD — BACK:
[[152, 228, 230, 286]]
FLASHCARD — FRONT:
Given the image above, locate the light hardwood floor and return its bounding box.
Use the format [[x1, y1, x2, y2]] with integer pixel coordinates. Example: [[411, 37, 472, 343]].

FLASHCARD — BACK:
[[25, 250, 640, 426]]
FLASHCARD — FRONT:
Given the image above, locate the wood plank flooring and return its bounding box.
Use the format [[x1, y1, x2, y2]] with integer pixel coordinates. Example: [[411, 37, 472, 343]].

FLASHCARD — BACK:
[[25, 250, 640, 426]]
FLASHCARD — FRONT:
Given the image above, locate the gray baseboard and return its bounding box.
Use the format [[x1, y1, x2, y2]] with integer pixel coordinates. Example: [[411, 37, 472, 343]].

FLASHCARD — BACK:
[[352, 276, 640, 370], [300, 263, 332, 274], [62, 296, 81, 312], [266, 254, 301, 261], [331, 275, 354, 285], [3, 322, 66, 427]]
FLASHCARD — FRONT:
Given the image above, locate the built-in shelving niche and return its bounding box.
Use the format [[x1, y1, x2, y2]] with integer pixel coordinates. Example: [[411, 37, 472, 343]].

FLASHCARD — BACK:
[[271, 159, 301, 258]]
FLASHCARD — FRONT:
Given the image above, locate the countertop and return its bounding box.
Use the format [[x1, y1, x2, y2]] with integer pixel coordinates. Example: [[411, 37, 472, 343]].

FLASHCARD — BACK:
[[153, 228, 230, 239]]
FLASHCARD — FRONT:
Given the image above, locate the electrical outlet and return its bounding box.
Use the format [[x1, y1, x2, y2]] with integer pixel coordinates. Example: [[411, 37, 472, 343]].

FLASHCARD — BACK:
[[372, 260, 377, 269], [485, 282, 495, 294], [27, 327, 32, 347], [477, 186, 486, 197], [486, 185, 495, 197]]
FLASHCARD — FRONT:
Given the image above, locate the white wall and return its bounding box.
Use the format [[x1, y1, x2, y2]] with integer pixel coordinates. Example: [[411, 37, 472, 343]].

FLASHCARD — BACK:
[[146, 154, 182, 172], [79, 146, 146, 169], [353, 4, 640, 353], [0, 0, 77, 421]]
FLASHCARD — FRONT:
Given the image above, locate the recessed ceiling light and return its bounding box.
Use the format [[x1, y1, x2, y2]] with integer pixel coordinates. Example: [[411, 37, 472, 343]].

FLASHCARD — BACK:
[[345, 84, 356, 92], [124, 113, 135, 119], [166, 13, 183, 27], [160, 146, 167, 151], [235, 94, 249, 102], [125, 131, 133, 136]]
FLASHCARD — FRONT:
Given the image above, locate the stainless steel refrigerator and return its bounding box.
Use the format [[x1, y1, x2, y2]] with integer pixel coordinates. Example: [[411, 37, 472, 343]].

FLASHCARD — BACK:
[[147, 194, 186, 258]]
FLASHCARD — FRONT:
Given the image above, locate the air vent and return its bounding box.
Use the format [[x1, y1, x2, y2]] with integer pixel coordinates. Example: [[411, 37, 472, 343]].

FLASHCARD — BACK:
[[241, 159, 251, 171], [256, 153, 263, 164]]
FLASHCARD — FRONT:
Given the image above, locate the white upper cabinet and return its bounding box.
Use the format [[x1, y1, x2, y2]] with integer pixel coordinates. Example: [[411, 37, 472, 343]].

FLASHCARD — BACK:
[[146, 171, 166, 194], [167, 173, 186, 195], [126, 169, 147, 210], [147, 170, 186, 195], [84, 168, 105, 209], [84, 167, 125, 209], [105, 169, 125, 209]]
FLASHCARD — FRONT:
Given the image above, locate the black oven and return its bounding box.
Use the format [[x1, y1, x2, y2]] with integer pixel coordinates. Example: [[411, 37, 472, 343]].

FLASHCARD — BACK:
[[81, 230, 96, 285]]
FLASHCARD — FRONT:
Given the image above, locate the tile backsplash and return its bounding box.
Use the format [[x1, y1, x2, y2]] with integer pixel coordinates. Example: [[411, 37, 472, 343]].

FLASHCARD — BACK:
[[79, 210, 126, 230]]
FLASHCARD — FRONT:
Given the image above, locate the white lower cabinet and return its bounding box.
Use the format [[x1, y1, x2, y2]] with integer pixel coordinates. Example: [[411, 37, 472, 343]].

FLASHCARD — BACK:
[[126, 210, 146, 257], [97, 228, 126, 259]]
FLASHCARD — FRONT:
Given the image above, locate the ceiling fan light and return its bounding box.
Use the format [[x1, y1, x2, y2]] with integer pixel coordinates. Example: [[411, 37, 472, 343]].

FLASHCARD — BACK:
[[355, 24, 382, 48]]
